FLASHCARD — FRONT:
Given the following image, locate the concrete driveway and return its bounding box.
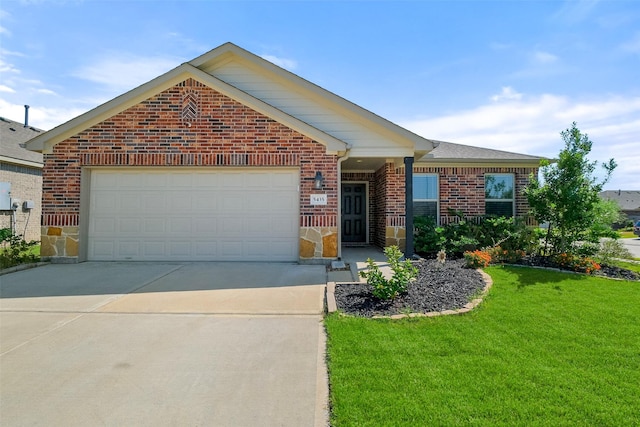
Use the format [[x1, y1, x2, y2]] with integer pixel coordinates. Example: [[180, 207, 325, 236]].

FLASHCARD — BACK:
[[0, 262, 329, 427]]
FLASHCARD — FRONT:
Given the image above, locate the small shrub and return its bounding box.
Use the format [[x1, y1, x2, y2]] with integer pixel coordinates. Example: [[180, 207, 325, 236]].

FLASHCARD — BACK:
[[0, 229, 39, 269], [414, 216, 446, 255], [487, 246, 526, 264], [359, 245, 418, 300], [463, 250, 491, 269], [595, 239, 632, 265], [553, 253, 601, 275]]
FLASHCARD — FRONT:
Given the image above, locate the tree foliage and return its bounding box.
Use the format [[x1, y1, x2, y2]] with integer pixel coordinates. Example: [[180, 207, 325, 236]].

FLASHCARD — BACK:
[[524, 122, 617, 256]]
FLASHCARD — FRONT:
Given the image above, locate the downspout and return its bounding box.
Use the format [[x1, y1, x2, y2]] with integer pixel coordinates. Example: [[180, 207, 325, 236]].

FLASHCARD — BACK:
[[336, 146, 352, 260]]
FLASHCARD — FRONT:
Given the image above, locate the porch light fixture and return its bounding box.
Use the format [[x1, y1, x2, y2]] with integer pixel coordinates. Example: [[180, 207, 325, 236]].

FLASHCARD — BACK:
[[314, 171, 324, 190]]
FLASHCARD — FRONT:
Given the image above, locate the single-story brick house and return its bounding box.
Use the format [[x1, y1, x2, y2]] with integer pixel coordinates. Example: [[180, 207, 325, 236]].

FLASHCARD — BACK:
[[1, 115, 43, 242], [26, 42, 542, 263]]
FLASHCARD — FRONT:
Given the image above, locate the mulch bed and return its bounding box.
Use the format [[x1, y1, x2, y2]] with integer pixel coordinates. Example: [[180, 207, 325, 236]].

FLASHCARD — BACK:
[[334, 258, 484, 317]]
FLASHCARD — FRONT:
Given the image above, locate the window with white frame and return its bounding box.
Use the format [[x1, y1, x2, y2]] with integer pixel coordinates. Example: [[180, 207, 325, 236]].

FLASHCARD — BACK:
[[485, 173, 514, 217], [413, 174, 438, 221]]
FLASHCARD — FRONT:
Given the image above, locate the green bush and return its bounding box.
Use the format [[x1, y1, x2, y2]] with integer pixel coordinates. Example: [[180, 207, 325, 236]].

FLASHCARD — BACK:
[[1, 228, 39, 269], [414, 216, 446, 255], [414, 211, 537, 257], [359, 246, 418, 300], [595, 239, 632, 265]]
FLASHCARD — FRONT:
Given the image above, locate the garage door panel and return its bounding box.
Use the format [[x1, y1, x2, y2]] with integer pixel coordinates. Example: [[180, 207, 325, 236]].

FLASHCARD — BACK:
[[92, 217, 116, 234], [91, 240, 115, 258], [221, 195, 244, 212], [144, 218, 166, 234], [169, 241, 191, 257], [220, 240, 243, 257], [194, 218, 216, 233], [118, 241, 141, 258], [143, 195, 166, 211], [271, 218, 298, 235], [119, 218, 142, 234], [93, 193, 116, 210], [120, 194, 142, 210], [143, 241, 166, 257], [88, 168, 299, 261], [193, 197, 217, 210], [169, 217, 192, 234], [194, 241, 217, 257]]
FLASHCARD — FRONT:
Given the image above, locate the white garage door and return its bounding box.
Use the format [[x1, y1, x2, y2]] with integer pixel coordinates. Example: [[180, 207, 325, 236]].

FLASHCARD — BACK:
[[88, 168, 299, 261]]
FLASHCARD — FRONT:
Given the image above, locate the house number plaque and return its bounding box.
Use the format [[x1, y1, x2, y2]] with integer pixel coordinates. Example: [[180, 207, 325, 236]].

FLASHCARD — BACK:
[[310, 194, 327, 205]]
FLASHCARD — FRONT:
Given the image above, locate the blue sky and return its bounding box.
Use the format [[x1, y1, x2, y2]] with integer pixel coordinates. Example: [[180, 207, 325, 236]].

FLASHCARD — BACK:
[[1, 0, 638, 190]]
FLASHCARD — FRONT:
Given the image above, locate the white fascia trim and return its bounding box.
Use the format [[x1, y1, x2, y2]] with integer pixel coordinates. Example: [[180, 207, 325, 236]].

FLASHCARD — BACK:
[[0, 156, 43, 169]]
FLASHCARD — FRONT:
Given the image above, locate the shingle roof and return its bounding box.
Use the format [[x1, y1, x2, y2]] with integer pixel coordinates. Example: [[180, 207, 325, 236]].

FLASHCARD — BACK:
[[416, 139, 545, 163], [600, 190, 640, 210], [0, 117, 43, 166]]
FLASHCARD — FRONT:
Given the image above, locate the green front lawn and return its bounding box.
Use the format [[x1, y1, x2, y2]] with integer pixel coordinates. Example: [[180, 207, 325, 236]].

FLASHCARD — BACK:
[[618, 231, 637, 239], [325, 266, 640, 426]]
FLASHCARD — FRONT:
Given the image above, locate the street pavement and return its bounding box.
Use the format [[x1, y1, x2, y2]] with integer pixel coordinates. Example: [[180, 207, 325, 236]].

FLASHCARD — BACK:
[[621, 237, 640, 258]]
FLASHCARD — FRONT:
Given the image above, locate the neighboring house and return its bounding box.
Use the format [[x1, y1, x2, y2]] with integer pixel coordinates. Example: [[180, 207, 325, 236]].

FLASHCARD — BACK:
[[1, 116, 43, 242], [26, 42, 542, 263], [600, 190, 640, 224]]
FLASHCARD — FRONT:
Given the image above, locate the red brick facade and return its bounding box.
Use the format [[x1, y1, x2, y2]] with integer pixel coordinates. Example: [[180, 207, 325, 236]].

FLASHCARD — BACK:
[[42, 79, 338, 230], [413, 165, 537, 224]]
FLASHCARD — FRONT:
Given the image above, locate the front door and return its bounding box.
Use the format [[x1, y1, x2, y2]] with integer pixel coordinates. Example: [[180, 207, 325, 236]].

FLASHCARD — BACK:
[[342, 183, 367, 243]]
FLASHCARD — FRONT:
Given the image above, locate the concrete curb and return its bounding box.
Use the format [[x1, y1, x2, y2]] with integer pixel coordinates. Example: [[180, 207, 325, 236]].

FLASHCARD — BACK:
[[0, 261, 49, 276], [325, 268, 493, 319]]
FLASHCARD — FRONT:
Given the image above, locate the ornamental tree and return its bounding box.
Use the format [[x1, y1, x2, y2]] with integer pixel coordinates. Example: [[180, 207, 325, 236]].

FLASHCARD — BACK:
[[524, 122, 617, 256]]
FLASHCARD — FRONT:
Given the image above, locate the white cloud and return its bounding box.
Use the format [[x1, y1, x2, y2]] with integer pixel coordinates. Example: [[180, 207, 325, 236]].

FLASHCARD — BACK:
[[491, 87, 522, 102], [532, 50, 558, 64], [72, 52, 181, 93], [261, 55, 298, 71], [0, 58, 20, 74], [0, 84, 15, 93], [35, 88, 57, 96], [399, 92, 640, 190]]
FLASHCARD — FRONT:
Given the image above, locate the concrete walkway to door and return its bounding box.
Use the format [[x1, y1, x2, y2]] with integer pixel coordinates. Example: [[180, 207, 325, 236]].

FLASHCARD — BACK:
[[0, 262, 329, 427]]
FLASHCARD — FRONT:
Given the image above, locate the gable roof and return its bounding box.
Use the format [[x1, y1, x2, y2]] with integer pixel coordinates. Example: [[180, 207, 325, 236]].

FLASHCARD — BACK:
[[0, 117, 43, 168], [600, 190, 640, 211], [416, 139, 544, 165], [25, 42, 433, 157]]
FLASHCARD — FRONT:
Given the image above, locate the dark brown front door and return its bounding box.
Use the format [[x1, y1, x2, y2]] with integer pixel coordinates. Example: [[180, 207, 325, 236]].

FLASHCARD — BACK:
[[342, 183, 366, 243]]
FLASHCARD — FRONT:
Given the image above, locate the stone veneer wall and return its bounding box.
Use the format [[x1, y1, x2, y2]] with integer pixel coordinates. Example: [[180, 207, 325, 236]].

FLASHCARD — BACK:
[[41, 78, 339, 262]]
